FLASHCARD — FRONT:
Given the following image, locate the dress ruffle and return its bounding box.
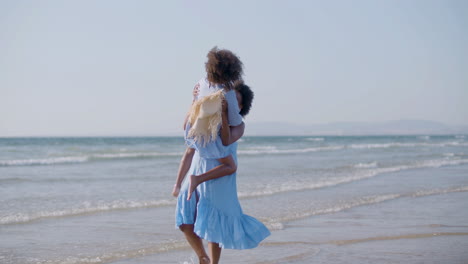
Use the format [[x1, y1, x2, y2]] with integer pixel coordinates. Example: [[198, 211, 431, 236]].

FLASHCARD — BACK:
[[193, 199, 271, 249], [175, 186, 198, 227]]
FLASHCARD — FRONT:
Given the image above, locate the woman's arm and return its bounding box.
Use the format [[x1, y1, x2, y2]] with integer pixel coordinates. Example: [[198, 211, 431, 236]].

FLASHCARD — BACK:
[[227, 122, 245, 145], [172, 147, 195, 197]]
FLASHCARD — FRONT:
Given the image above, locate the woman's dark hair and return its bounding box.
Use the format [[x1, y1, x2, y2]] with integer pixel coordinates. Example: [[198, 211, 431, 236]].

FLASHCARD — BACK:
[[205, 47, 243, 89], [234, 81, 254, 117]]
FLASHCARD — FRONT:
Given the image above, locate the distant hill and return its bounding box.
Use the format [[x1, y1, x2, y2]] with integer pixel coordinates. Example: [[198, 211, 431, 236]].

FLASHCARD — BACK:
[[245, 120, 468, 136]]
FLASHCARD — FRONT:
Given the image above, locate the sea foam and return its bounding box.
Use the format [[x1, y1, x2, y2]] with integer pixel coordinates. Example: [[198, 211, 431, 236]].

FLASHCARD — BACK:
[[269, 185, 468, 225], [238, 158, 468, 199], [0, 199, 175, 225], [0, 152, 182, 167]]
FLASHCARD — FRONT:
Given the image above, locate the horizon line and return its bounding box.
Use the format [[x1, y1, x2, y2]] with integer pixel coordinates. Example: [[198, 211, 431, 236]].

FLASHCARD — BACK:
[[1, 133, 467, 138]]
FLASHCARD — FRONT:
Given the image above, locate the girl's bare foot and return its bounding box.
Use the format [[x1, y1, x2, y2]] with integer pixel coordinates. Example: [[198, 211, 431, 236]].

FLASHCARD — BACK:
[[187, 175, 200, 200], [199, 255, 210, 264], [172, 185, 181, 197]]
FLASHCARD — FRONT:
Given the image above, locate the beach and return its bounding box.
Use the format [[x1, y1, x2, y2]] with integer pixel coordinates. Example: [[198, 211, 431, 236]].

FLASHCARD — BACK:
[[1, 135, 467, 263]]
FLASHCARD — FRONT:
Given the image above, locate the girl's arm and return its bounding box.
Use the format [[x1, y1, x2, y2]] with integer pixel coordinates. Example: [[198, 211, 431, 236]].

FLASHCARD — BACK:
[[172, 147, 195, 197]]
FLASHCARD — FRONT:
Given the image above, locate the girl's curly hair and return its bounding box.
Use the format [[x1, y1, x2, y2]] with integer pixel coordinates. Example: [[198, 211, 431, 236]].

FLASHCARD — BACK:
[[233, 81, 254, 117], [205, 47, 243, 89]]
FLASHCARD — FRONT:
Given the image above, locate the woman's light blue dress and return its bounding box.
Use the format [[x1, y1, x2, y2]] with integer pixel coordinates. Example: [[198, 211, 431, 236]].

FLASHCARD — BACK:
[[175, 79, 270, 249]]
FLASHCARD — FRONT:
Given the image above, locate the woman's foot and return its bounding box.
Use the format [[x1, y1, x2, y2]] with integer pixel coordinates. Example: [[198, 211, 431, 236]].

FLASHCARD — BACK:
[[199, 256, 210, 264], [187, 175, 200, 200]]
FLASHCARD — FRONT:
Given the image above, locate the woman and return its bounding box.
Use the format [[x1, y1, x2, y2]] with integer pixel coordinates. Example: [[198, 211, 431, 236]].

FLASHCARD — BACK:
[[174, 48, 270, 264]]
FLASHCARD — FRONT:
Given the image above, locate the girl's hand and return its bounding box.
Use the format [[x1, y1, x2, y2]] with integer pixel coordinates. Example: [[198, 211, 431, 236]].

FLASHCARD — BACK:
[[172, 184, 181, 197]]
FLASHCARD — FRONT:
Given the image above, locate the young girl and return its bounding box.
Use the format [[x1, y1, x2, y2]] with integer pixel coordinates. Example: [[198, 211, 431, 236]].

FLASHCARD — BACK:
[[172, 81, 254, 200]]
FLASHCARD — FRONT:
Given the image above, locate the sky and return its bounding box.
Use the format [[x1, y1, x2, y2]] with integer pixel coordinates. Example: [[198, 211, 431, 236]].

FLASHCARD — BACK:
[[1, 0, 467, 136]]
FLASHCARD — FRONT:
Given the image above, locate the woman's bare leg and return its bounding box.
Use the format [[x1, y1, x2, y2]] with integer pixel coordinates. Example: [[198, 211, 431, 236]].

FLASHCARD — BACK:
[[179, 224, 210, 264], [208, 242, 222, 264], [187, 154, 237, 200]]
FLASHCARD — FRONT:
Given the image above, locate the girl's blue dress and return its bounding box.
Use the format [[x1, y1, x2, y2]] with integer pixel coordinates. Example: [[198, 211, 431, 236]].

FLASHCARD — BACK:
[[175, 79, 270, 249]]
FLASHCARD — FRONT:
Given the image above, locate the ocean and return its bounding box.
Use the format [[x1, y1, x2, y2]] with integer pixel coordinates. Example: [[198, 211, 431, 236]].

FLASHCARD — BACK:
[[1, 135, 467, 263]]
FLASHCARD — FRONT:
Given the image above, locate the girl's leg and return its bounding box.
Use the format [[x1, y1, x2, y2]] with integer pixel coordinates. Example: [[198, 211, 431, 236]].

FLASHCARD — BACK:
[[179, 224, 210, 264], [208, 242, 222, 264], [187, 154, 236, 200]]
